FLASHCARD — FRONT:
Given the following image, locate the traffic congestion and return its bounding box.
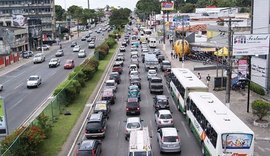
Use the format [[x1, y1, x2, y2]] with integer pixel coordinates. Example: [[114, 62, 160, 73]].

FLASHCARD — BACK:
[[73, 23, 201, 156]]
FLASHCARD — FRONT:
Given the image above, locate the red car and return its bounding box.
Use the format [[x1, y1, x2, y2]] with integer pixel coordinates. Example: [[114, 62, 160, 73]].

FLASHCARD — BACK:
[[64, 59, 75, 69]]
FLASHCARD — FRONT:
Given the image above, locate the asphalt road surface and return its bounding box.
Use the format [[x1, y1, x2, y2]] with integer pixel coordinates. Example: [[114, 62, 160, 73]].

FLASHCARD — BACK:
[[0, 25, 108, 132], [71, 38, 202, 155]]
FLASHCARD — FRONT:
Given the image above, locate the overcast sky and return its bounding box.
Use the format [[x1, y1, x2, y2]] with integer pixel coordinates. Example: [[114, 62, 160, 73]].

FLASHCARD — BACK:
[[55, 0, 139, 10]]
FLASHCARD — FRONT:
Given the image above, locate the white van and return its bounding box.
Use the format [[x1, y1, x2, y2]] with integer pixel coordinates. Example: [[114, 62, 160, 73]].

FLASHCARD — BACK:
[[128, 127, 152, 156], [149, 38, 156, 48]]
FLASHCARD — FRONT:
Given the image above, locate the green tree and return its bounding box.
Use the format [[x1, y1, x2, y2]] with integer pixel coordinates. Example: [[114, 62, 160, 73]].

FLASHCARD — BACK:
[[55, 5, 66, 21], [136, 0, 160, 20], [95, 9, 105, 22], [81, 9, 96, 25], [181, 3, 196, 13], [109, 8, 131, 29], [67, 5, 83, 22]]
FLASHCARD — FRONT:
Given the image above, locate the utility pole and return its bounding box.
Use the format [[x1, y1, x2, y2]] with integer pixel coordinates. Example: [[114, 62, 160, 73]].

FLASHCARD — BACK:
[[181, 16, 185, 67], [225, 17, 232, 108], [87, 0, 90, 9]]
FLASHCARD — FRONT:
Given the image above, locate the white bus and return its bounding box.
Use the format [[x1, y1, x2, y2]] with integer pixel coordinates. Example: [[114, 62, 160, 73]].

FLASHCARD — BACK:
[[187, 92, 254, 156], [169, 68, 208, 113], [128, 127, 152, 156]]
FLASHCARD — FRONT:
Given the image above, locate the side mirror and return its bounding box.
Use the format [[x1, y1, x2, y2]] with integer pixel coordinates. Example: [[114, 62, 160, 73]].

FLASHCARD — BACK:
[[77, 142, 81, 146], [123, 120, 127, 122], [140, 119, 144, 122]]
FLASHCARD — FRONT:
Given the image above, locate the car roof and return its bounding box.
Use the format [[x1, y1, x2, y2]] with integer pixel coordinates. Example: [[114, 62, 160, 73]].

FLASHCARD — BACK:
[[129, 64, 137, 67], [79, 140, 95, 150], [161, 127, 178, 137], [106, 80, 115, 83], [156, 95, 167, 100], [50, 58, 58, 61], [110, 72, 119, 75], [150, 76, 161, 80], [29, 75, 39, 78], [148, 69, 156, 72], [162, 60, 170, 63], [158, 109, 171, 114], [95, 100, 108, 105], [89, 112, 103, 121], [127, 117, 140, 123]]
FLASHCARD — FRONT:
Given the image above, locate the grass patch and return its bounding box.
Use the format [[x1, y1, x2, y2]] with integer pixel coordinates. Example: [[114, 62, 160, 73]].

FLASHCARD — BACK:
[[37, 47, 116, 156]]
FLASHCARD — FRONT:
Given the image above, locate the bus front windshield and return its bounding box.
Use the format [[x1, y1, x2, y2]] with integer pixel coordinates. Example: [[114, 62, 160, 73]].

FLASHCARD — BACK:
[[222, 133, 253, 149]]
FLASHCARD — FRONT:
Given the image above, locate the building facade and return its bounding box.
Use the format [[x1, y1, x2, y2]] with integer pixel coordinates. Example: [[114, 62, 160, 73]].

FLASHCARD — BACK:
[[252, 0, 270, 91], [0, 0, 55, 41]]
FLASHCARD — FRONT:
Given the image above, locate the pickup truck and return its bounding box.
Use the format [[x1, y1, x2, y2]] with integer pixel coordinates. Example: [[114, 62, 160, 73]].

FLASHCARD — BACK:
[[112, 62, 123, 74]]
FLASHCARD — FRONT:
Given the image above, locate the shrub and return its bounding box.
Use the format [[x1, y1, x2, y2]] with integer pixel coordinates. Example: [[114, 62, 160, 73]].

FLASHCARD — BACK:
[[82, 65, 96, 80], [1, 125, 46, 156], [252, 99, 270, 121], [106, 37, 117, 48], [250, 82, 265, 95], [36, 113, 52, 138], [89, 56, 99, 71]]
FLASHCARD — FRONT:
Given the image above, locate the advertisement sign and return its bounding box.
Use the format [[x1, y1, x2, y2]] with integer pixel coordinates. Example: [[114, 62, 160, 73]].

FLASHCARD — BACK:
[[161, 2, 174, 11], [0, 97, 8, 136], [238, 59, 248, 77], [222, 133, 253, 149], [12, 14, 28, 27], [233, 34, 269, 56]]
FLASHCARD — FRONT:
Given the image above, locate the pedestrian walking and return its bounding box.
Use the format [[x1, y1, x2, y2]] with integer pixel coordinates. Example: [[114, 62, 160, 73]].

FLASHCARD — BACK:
[[171, 50, 174, 59], [206, 74, 211, 86], [198, 73, 201, 79], [173, 53, 176, 59], [175, 54, 178, 59]]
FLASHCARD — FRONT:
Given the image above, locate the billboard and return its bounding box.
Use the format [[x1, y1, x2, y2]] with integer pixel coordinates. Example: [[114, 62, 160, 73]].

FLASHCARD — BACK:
[[233, 34, 269, 56], [161, 2, 174, 11], [0, 97, 8, 136], [12, 14, 28, 27]]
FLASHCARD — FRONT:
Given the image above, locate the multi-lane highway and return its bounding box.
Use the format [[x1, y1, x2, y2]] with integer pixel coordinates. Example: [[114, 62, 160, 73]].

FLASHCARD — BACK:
[[69, 36, 202, 155], [0, 24, 108, 132]]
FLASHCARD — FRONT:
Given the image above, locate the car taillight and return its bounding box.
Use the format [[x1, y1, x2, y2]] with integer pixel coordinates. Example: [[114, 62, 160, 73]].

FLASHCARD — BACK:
[[126, 107, 129, 111], [158, 120, 161, 124], [100, 128, 105, 132], [171, 119, 174, 123], [137, 107, 140, 110], [176, 136, 180, 142]]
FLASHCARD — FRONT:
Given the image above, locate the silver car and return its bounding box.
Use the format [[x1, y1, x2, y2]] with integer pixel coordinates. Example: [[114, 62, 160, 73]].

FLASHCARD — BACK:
[[73, 45, 81, 52], [78, 50, 86, 58], [124, 117, 143, 140], [157, 127, 181, 153], [155, 110, 174, 128], [27, 75, 42, 88]]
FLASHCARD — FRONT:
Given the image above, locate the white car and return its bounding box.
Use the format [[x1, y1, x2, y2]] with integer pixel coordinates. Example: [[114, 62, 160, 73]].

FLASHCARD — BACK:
[[48, 58, 60, 68], [125, 117, 143, 140], [147, 69, 157, 80], [33, 53, 45, 64], [155, 110, 174, 128], [88, 42, 95, 49], [73, 45, 81, 52], [78, 50, 86, 58], [129, 70, 140, 77], [119, 46, 126, 52], [27, 75, 42, 88], [104, 80, 117, 92]]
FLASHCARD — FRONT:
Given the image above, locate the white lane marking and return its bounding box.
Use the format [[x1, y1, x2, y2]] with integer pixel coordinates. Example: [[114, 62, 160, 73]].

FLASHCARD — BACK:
[[8, 98, 24, 111], [181, 121, 191, 138], [116, 121, 120, 137], [257, 146, 265, 152], [3, 71, 27, 85], [265, 148, 270, 151], [15, 83, 23, 89]]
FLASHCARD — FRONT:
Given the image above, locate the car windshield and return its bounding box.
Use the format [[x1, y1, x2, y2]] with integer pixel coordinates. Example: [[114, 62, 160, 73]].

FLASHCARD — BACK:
[[149, 70, 156, 74], [127, 122, 140, 129], [163, 136, 178, 142], [50, 59, 57, 62], [29, 77, 38, 81], [34, 54, 41, 57], [151, 79, 162, 83], [127, 102, 138, 107], [106, 82, 114, 86], [163, 62, 171, 65], [132, 151, 150, 156], [78, 150, 92, 156], [66, 60, 73, 64], [160, 114, 172, 119], [87, 122, 102, 129], [157, 100, 167, 105]]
